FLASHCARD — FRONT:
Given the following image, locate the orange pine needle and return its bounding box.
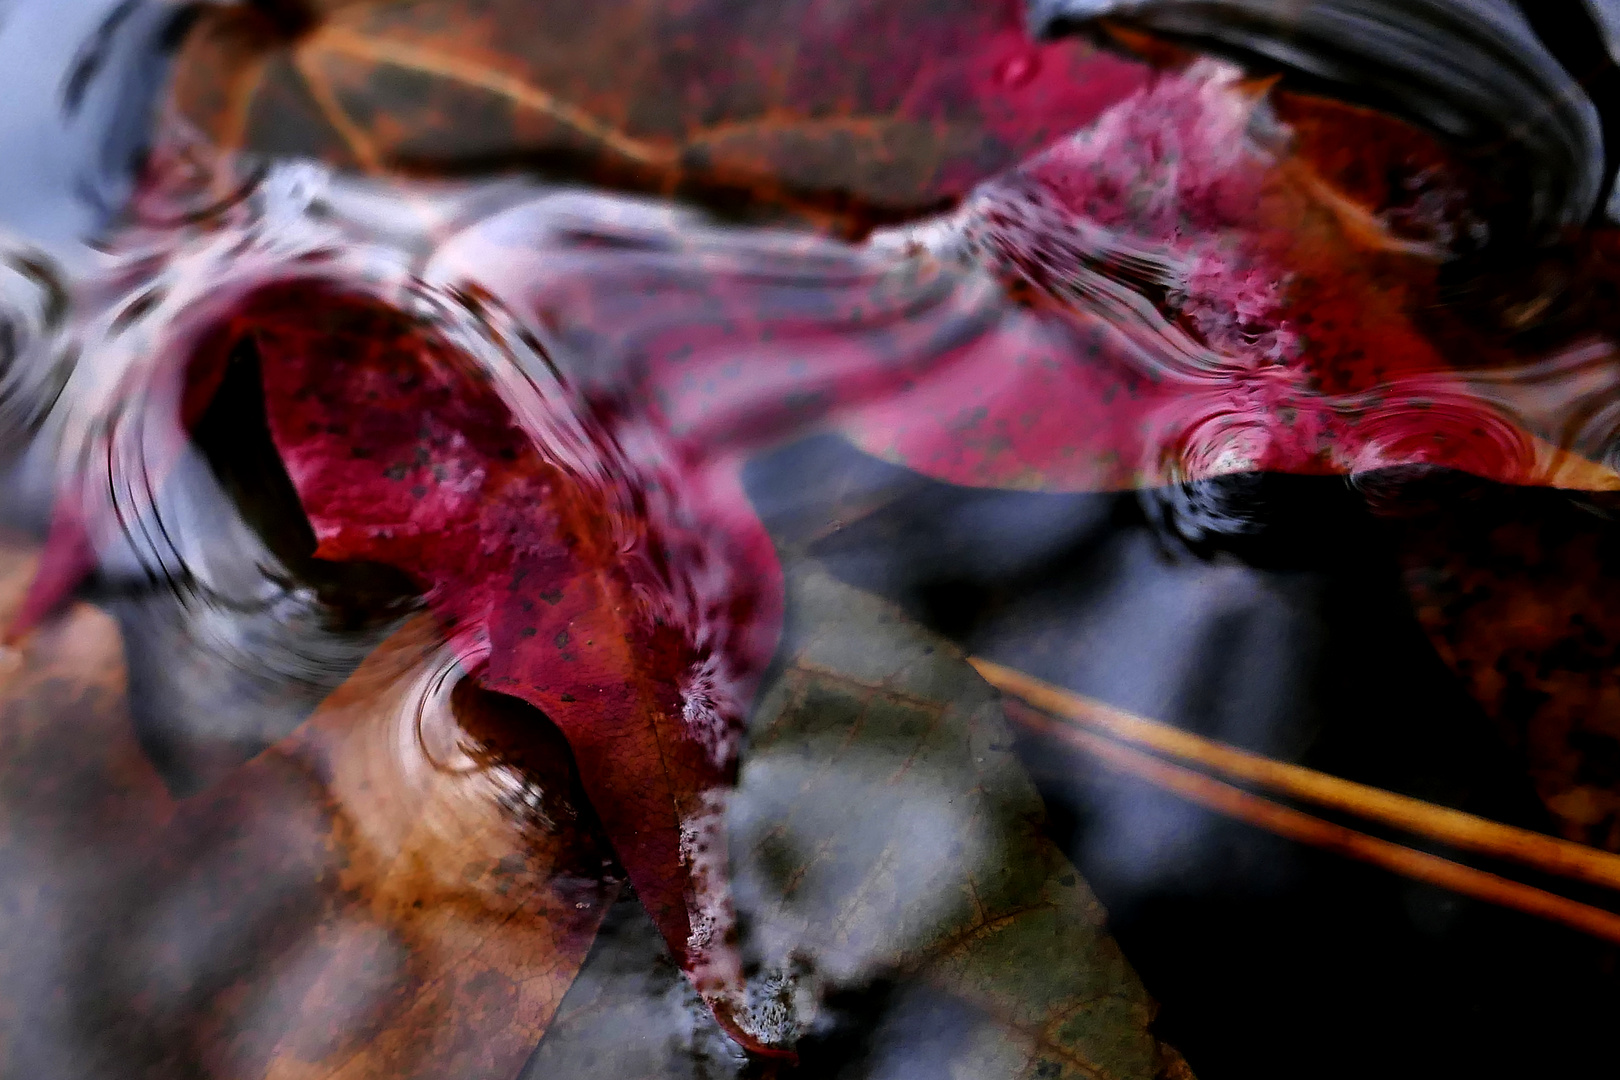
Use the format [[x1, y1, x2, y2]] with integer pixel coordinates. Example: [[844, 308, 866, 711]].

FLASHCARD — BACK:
[[974, 657, 1620, 915], [1000, 697, 1620, 947]]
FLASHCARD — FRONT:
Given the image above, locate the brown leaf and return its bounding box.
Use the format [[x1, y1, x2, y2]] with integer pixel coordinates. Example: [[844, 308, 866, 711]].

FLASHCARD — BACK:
[[233, 280, 785, 1052], [518, 893, 764, 1080], [163, 0, 1152, 230], [726, 562, 1175, 1078], [0, 533, 179, 1078], [235, 618, 620, 1080], [0, 543, 619, 1079]]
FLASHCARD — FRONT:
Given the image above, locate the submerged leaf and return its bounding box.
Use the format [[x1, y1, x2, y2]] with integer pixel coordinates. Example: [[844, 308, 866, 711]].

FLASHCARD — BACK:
[[239, 618, 618, 1080], [164, 0, 1152, 229], [0, 534, 180, 1079], [519, 894, 758, 1080], [143, 0, 1620, 506], [21, 88, 1620, 1055], [234, 282, 788, 1054], [420, 122, 1620, 502], [531, 560, 1190, 1078], [732, 563, 1179, 1076], [0, 537, 618, 1079], [852, 61, 1620, 493]]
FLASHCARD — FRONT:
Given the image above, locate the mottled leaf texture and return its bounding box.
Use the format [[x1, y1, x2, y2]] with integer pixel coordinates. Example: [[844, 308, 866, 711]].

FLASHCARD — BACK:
[[519, 894, 760, 1080], [524, 560, 1189, 1079], [156, 0, 1620, 501], [0, 533, 618, 1080], [850, 63, 1620, 493], [0, 520, 1189, 1077], [164, 0, 1151, 229], [727, 563, 1184, 1078], [235, 282, 786, 1054], [230, 617, 618, 1080]]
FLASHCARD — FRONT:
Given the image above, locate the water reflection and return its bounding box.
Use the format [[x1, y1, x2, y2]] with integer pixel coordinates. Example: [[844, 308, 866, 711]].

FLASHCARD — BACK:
[[0, 0, 198, 253], [1030, 0, 1615, 227], [4, 1, 1620, 1078]]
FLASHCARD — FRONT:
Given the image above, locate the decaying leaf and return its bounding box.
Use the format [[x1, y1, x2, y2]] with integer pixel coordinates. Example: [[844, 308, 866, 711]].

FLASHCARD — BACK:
[[726, 562, 1181, 1077], [849, 62, 1620, 493], [0, 489, 1189, 1077], [0, 531, 619, 1079], [164, 0, 1152, 230], [154, 0, 1620, 499], [518, 894, 761, 1080], [235, 616, 618, 1080], [229, 281, 786, 1053], [522, 559, 1190, 1077]]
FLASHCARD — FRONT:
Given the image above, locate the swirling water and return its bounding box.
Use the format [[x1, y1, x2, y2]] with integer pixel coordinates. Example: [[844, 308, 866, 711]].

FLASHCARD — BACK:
[[4, 2, 1620, 1079]]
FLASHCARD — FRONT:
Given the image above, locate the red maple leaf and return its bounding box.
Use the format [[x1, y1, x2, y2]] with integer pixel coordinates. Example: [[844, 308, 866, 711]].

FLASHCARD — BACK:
[[235, 282, 789, 1054]]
